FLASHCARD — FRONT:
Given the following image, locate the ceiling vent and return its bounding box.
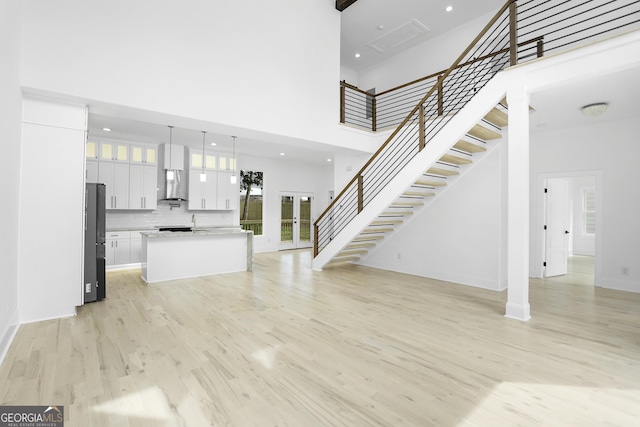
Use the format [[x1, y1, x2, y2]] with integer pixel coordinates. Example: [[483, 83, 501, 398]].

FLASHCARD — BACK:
[[367, 19, 430, 53]]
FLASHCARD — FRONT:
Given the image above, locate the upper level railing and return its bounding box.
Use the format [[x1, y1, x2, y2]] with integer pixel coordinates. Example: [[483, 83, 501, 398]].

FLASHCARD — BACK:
[[340, 0, 640, 132], [317, 0, 640, 257]]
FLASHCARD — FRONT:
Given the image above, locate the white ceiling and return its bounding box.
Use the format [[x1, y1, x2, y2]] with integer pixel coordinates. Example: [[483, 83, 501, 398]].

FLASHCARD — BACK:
[[340, 0, 505, 71]]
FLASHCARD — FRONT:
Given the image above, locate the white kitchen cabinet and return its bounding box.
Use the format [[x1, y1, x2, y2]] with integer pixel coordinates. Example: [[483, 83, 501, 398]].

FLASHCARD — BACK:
[[86, 160, 98, 183], [188, 169, 217, 210], [217, 154, 236, 171], [86, 140, 99, 160], [216, 171, 239, 210], [190, 151, 217, 170], [106, 231, 131, 267], [99, 141, 129, 162], [99, 162, 129, 209], [130, 144, 157, 165], [129, 164, 157, 210]]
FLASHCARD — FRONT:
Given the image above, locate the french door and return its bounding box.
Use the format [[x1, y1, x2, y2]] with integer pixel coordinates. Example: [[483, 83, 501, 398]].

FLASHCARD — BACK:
[[279, 192, 314, 250]]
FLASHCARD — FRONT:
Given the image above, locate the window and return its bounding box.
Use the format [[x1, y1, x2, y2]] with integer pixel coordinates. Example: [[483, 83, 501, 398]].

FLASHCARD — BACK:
[[239, 171, 263, 236], [582, 187, 596, 236]]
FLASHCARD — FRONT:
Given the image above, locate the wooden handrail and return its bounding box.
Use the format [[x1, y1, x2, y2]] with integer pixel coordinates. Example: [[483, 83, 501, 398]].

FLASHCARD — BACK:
[[316, 0, 515, 228]]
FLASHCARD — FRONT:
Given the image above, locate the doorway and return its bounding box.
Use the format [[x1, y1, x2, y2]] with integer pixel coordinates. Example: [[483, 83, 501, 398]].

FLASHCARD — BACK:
[[536, 172, 601, 286], [279, 192, 314, 250]]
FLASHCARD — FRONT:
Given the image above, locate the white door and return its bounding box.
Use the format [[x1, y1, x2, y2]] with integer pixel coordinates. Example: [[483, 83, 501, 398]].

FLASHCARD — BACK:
[[544, 179, 570, 277], [280, 192, 314, 250]]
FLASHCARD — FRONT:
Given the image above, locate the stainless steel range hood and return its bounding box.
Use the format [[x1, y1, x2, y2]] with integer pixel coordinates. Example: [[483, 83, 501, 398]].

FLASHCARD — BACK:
[[159, 143, 188, 202]]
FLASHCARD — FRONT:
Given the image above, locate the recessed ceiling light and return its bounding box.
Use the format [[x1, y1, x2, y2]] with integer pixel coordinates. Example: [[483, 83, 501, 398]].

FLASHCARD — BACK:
[[355, 53, 361, 58], [280, 152, 285, 156], [446, 5, 453, 12], [102, 127, 112, 132], [210, 142, 217, 146], [377, 25, 384, 30], [327, 158, 332, 162], [581, 102, 609, 117]]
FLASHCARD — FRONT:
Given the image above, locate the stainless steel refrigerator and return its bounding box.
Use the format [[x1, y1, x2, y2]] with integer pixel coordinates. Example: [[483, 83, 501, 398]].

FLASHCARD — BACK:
[[84, 183, 106, 303]]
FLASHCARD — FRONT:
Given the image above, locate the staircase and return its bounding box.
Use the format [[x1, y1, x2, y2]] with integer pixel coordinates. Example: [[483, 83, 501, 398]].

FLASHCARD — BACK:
[[316, 102, 507, 269]]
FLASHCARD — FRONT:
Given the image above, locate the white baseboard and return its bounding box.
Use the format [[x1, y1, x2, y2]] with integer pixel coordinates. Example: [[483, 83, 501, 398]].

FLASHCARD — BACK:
[[0, 309, 20, 367]]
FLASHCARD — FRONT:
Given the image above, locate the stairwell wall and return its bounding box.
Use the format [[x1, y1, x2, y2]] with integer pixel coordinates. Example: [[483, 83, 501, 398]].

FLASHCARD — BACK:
[[359, 143, 508, 291]]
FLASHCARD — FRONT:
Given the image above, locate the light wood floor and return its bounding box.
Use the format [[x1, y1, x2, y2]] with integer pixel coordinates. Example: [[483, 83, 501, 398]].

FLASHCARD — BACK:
[[1, 250, 639, 426]]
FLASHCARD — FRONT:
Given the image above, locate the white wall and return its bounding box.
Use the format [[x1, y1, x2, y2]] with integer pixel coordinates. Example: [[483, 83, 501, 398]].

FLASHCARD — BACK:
[[0, 0, 22, 362], [360, 143, 507, 291], [530, 118, 640, 293], [19, 0, 343, 147], [19, 97, 87, 323], [238, 155, 333, 253], [572, 175, 596, 256], [357, 10, 498, 92]]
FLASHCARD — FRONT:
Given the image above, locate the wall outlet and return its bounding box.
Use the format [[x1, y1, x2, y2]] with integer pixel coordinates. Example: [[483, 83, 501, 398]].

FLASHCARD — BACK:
[[622, 267, 629, 276]]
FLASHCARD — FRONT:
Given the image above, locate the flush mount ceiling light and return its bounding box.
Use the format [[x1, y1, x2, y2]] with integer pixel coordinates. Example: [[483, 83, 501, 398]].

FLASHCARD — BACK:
[[581, 102, 609, 117]]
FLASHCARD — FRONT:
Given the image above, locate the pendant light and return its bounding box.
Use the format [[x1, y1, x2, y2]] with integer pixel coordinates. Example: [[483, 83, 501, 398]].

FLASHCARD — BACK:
[[200, 131, 207, 182], [230, 136, 237, 184], [167, 125, 175, 181]]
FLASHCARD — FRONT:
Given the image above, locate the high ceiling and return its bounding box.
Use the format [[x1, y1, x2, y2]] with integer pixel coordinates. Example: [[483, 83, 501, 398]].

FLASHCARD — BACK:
[[87, 2, 639, 161], [340, 0, 505, 71]]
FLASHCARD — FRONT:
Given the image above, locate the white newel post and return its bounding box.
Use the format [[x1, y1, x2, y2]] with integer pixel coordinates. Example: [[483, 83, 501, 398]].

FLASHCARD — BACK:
[[505, 83, 531, 321]]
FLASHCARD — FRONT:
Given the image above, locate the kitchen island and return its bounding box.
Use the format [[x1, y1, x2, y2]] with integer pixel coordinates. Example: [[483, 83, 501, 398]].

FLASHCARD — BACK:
[[141, 227, 253, 283]]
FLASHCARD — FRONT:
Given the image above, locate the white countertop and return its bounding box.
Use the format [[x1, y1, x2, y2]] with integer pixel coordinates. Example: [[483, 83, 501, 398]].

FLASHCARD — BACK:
[[141, 227, 250, 238]]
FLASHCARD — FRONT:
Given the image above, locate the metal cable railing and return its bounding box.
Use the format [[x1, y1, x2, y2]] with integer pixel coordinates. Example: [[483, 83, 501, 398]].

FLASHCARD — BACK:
[[320, 0, 640, 257]]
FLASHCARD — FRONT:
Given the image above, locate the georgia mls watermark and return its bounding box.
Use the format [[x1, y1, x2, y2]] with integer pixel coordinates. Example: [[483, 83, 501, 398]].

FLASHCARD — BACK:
[[0, 406, 63, 427]]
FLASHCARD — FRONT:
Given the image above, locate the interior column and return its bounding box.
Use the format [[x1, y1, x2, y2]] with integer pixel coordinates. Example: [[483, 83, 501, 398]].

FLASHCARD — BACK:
[[505, 83, 531, 321]]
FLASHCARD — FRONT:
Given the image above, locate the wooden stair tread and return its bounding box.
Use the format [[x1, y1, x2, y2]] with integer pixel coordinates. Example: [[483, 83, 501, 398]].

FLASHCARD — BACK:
[[484, 107, 508, 127], [403, 191, 435, 197], [467, 124, 501, 140], [414, 179, 447, 187], [345, 242, 376, 249], [392, 201, 424, 207], [381, 211, 413, 216], [353, 235, 385, 241], [427, 167, 459, 177], [361, 227, 394, 234], [453, 140, 486, 154], [439, 153, 472, 165], [371, 219, 403, 225], [338, 249, 368, 256]]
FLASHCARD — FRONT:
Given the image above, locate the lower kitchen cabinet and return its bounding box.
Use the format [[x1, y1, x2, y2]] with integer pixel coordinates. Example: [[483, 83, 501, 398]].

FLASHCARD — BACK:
[[106, 231, 131, 266]]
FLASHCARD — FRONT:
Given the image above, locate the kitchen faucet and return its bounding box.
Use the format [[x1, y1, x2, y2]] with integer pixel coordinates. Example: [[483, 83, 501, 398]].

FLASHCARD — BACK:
[[191, 214, 196, 232]]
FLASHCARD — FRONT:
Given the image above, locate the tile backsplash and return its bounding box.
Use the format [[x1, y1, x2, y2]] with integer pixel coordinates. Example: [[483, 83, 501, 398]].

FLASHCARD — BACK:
[[106, 202, 237, 230]]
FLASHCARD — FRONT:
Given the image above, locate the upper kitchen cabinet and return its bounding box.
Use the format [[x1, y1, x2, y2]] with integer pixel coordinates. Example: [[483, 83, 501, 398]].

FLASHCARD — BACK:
[[129, 164, 157, 210], [190, 151, 217, 170], [130, 144, 157, 165], [99, 141, 129, 162], [86, 140, 99, 160], [86, 160, 98, 183], [99, 162, 129, 210], [217, 154, 237, 171], [188, 169, 217, 211], [216, 171, 239, 210]]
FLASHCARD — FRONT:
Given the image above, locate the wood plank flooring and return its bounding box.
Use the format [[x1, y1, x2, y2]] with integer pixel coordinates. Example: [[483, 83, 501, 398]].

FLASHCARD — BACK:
[[1, 250, 639, 426]]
